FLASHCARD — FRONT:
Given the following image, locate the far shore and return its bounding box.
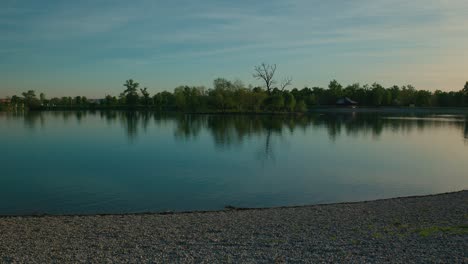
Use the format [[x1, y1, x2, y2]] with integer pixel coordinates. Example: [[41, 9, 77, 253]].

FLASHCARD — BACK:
[[1, 191, 466, 262], [2, 106, 468, 115]]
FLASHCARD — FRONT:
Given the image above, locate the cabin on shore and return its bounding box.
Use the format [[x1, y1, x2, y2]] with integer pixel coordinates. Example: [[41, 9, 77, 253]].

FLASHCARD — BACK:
[[336, 97, 357, 107]]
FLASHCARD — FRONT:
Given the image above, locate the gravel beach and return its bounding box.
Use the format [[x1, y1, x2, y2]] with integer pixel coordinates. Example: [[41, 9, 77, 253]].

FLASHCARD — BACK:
[[1, 191, 467, 263]]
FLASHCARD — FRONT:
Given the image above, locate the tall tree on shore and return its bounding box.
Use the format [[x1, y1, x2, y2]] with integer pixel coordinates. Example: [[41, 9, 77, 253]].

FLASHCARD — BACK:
[[39, 93, 46, 104], [463, 82, 468, 106], [140, 87, 151, 106], [328, 80, 343, 104], [22, 90, 36, 101], [22, 90, 40, 108], [253, 63, 277, 92], [123, 79, 140, 106], [11, 95, 20, 104], [463, 82, 468, 95]]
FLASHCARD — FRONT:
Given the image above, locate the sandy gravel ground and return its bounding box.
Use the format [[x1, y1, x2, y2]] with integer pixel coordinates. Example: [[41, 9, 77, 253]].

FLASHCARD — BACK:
[[0, 191, 467, 263]]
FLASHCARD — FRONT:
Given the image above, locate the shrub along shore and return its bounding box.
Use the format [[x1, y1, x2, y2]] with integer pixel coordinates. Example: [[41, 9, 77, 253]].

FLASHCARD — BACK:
[[0, 191, 466, 262]]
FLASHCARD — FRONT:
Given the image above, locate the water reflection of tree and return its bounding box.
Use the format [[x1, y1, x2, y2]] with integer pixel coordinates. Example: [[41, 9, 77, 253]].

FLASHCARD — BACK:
[[464, 116, 468, 142], [174, 115, 204, 141], [258, 116, 284, 160], [173, 114, 289, 160], [23, 112, 45, 129], [120, 111, 139, 142], [101, 111, 118, 125], [103, 111, 152, 142], [11, 111, 468, 150], [74, 111, 87, 123], [205, 115, 283, 160], [140, 111, 151, 132]]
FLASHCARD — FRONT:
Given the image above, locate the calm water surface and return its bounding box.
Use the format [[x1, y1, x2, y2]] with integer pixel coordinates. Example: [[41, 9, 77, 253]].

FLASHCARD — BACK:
[[1, 111, 467, 215]]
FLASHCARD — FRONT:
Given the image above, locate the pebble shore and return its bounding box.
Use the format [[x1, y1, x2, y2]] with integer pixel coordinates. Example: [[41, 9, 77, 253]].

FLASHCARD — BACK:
[[1, 191, 467, 263]]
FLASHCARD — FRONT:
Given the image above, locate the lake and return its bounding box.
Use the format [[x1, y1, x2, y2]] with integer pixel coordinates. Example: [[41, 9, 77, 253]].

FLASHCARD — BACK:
[[1, 111, 467, 215]]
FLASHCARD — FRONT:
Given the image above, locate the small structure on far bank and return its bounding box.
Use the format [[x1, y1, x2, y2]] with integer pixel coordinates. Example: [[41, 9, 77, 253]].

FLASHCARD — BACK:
[[336, 97, 357, 107]]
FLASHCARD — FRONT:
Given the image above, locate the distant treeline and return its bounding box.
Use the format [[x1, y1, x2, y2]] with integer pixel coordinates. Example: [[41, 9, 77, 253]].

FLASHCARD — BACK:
[[2, 64, 468, 112]]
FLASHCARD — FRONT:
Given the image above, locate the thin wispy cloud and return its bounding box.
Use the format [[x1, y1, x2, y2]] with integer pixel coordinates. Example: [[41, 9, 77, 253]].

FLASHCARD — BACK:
[[1, 0, 467, 97]]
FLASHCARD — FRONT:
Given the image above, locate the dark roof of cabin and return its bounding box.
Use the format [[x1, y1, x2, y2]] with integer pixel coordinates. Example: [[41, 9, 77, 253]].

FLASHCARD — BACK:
[[336, 97, 357, 105]]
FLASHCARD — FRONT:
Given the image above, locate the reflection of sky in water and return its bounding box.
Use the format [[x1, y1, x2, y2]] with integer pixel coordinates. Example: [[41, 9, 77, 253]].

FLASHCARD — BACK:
[[0, 112, 467, 215]]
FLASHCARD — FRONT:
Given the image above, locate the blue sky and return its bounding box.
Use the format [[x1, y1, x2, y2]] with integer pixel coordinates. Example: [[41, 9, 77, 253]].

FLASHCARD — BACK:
[[1, 0, 467, 98]]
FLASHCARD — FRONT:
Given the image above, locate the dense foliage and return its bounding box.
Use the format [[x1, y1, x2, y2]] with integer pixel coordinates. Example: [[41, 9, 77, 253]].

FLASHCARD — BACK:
[[2, 79, 468, 112]]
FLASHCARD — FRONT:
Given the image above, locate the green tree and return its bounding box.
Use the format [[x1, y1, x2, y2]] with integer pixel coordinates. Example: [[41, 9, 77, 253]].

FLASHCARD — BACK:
[[283, 91, 296, 111], [49, 97, 60, 107], [213, 78, 233, 91], [105, 95, 118, 106], [265, 93, 284, 111], [295, 100, 307, 112], [123, 79, 140, 106], [328, 80, 343, 103], [140, 87, 151, 106], [211, 78, 236, 111], [22, 90, 36, 100], [82, 97, 88, 105], [22, 90, 40, 108], [415, 90, 432, 106], [174, 86, 188, 111], [248, 87, 267, 112], [60, 96, 73, 107], [74, 96, 83, 106], [463, 82, 468, 106], [153, 93, 163, 110], [371, 83, 385, 106], [39, 93, 46, 105], [154, 91, 175, 111]]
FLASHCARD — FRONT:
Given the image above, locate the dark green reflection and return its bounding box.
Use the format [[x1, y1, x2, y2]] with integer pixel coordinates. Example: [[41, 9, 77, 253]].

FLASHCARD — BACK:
[[14, 111, 468, 145]]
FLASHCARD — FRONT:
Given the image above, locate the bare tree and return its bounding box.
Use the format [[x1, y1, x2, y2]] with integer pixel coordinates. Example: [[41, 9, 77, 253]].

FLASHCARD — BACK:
[[280, 76, 293, 91], [253, 63, 277, 92]]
